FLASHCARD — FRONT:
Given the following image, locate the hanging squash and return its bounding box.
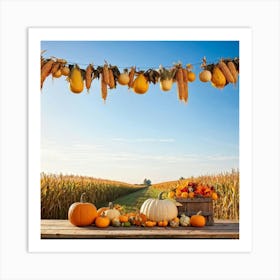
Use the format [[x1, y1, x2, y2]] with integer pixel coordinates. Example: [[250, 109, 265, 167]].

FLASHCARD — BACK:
[[211, 66, 226, 89], [140, 192, 178, 222], [199, 70, 212, 82], [133, 73, 149, 94], [158, 66, 175, 91], [118, 69, 130, 85], [68, 64, 84, 94]]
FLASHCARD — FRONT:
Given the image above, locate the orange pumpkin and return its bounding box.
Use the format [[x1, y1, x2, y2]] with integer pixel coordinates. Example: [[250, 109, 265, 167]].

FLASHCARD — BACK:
[[188, 192, 195, 198], [158, 220, 168, 227], [119, 215, 129, 223], [68, 193, 98, 227], [181, 192, 188, 198], [145, 221, 156, 227], [95, 214, 110, 228], [97, 206, 109, 217], [134, 213, 147, 226], [190, 211, 206, 227]]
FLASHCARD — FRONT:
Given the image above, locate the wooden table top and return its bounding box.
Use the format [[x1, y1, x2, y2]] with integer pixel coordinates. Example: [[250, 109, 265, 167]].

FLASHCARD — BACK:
[[41, 219, 239, 239]]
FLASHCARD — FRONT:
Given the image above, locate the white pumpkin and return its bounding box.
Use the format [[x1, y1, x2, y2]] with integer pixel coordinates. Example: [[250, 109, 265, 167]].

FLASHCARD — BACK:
[[140, 192, 178, 222], [104, 202, 120, 221]]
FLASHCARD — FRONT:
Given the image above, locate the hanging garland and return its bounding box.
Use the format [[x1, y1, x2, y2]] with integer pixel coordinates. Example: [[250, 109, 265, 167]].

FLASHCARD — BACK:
[[40, 51, 239, 103]]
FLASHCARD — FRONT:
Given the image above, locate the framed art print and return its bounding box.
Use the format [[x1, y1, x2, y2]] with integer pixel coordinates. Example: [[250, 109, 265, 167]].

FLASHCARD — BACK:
[[28, 27, 252, 253]]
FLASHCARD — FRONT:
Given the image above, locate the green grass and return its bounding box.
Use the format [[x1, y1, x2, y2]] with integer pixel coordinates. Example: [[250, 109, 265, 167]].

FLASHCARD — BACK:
[[113, 187, 161, 213]]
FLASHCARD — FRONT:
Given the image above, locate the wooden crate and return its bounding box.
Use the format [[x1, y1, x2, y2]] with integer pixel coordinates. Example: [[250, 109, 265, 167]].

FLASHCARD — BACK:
[[176, 197, 214, 225]]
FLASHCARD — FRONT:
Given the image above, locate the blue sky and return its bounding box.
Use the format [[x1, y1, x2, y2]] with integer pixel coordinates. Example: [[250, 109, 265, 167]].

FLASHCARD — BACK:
[[41, 41, 239, 184]]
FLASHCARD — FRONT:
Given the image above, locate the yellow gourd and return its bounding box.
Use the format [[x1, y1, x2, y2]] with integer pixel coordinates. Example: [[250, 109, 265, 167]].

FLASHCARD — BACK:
[[133, 74, 149, 94], [69, 65, 84, 94], [211, 66, 226, 89]]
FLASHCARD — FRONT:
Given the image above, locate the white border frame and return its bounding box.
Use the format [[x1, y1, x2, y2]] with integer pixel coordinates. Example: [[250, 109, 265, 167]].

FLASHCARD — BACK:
[[28, 27, 252, 253]]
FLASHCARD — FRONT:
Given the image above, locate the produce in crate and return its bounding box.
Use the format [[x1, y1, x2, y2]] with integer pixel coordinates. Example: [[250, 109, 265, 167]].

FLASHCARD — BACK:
[[140, 192, 178, 222], [68, 193, 98, 226], [171, 181, 218, 199]]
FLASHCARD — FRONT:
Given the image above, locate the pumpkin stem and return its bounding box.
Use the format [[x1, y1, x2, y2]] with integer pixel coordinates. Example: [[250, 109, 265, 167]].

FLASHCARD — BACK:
[[196, 211, 202, 215], [108, 202, 114, 209], [158, 191, 166, 200], [80, 192, 87, 203]]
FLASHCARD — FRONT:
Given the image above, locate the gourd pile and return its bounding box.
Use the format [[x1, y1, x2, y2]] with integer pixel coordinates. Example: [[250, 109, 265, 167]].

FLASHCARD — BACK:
[[41, 51, 239, 103], [167, 181, 219, 200], [68, 192, 214, 228]]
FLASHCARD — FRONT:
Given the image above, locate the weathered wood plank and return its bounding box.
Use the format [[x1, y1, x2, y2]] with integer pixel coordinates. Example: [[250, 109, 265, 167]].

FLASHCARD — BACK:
[[41, 219, 239, 239]]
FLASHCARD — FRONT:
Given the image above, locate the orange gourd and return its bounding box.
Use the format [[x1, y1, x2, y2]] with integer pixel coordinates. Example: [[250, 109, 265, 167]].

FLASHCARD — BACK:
[[190, 211, 206, 227], [133, 73, 149, 94], [95, 214, 110, 228], [119, 215, 129, 223], [158, 220, 168, 227], [69, 65, 84, 94], [68, 193, 97, 227]]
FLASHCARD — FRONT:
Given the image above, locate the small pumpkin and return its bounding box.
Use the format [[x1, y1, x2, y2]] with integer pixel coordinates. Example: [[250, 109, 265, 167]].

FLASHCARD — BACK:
[[119, 215, 129, 223], [145, 221, 157, 227], [111, 217, 121, 227], [104, 202, 120, 221], [158, 220, 168, 227], [179, 214, 191, 227], [133, 213, 147, 226], [140, 192, 178, 222], [169, 217, 180, 227], [68, 193, 98, 227], [181, 192, 188, 198], [188, 192, 195, 198], [190, 211, 206, 227], [167, 191, 175, 199], [187, 71, 196, 82], [95, 214, 110, 228]]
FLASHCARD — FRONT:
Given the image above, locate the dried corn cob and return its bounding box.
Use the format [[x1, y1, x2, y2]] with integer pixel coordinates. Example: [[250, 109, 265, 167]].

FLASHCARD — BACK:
[[128, 67, 135, 88], [175, 68, 185, 101], [102, 64, 110, 85], [85, 64, 94, 92], [227, 61, 238, 84], [108, 68, 115, 89], [218, 61, 235, 83], [182, 68, 188, 83], [40, 59, 54, 89], [101, 74, 108, 102]]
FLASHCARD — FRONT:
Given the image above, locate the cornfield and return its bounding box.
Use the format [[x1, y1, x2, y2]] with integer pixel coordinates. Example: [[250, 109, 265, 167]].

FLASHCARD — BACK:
[[41, 173, 145, 219], [152, 169, 239, 220]]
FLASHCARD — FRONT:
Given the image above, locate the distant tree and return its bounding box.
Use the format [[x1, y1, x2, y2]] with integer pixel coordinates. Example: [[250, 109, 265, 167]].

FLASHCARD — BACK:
[[179, 177, 185, 180], [143, 178, 152, 187]]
